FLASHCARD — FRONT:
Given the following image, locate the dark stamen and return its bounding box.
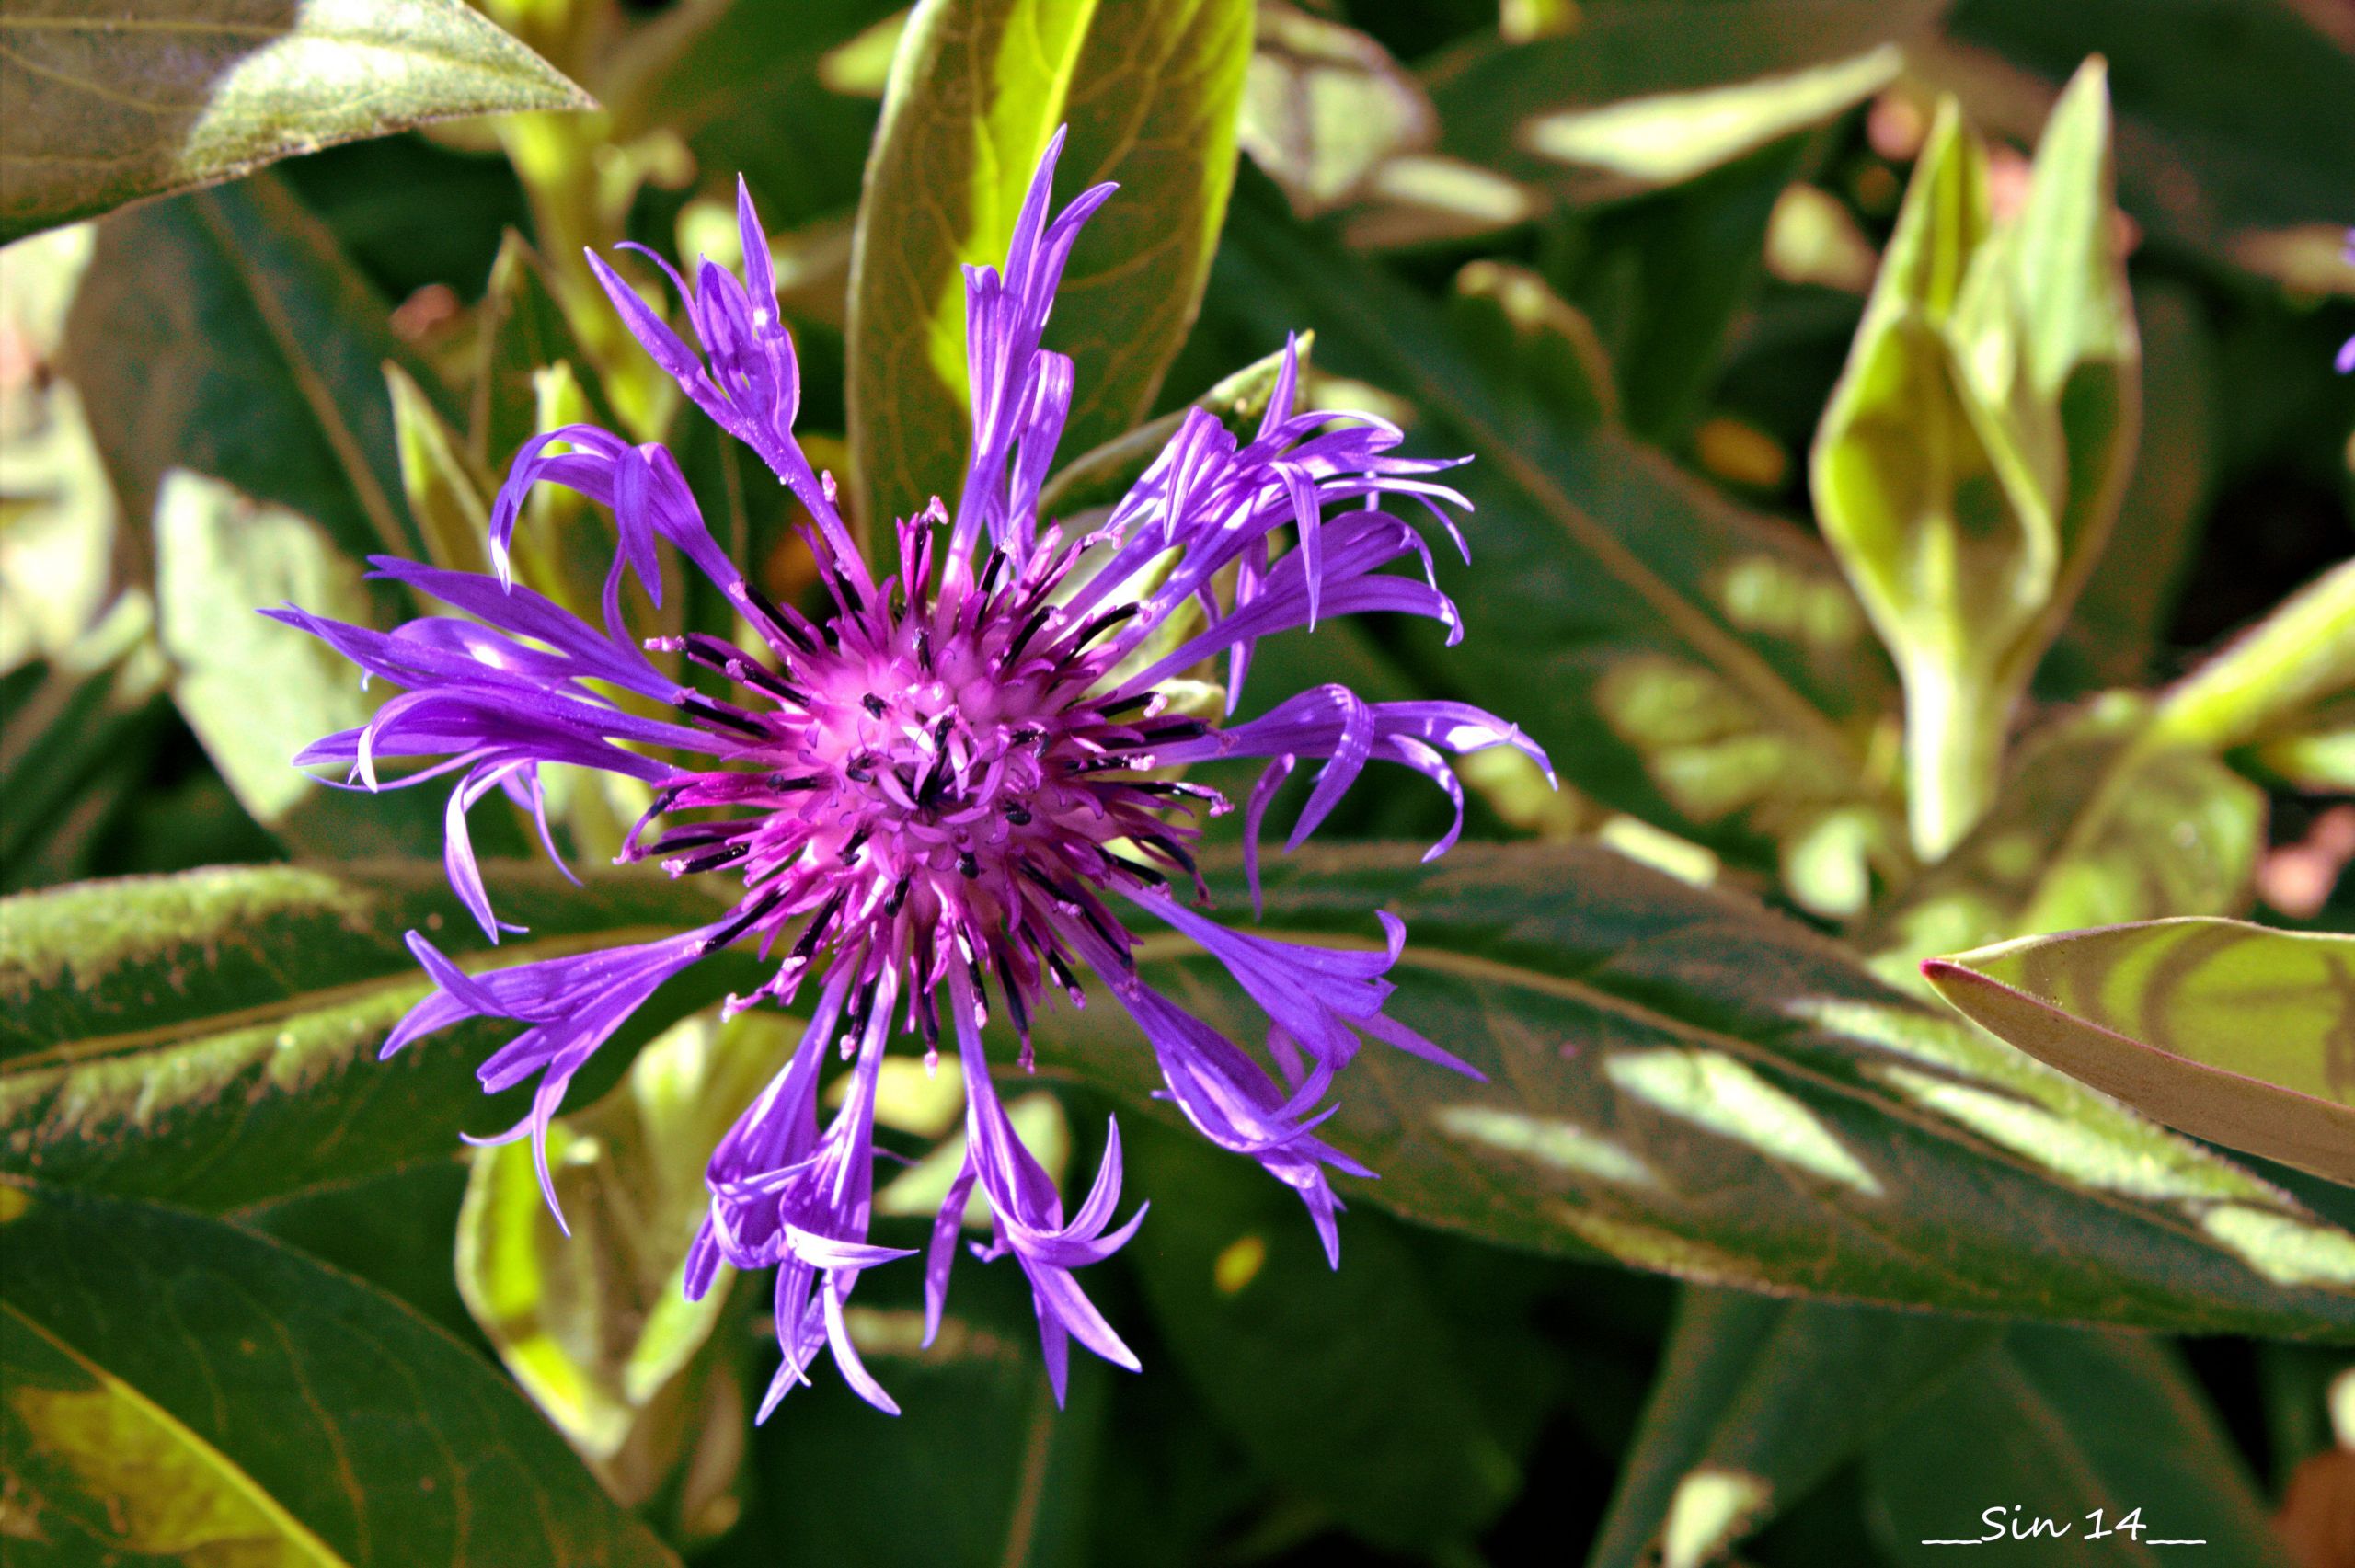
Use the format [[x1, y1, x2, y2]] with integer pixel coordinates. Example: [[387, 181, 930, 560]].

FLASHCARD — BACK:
[[884, 875, 912, 916], [678, 693, 770, 738], [732, 578, 816, 653], [700, 887, 787, 953], [1062, 603, 1139, 659], [1005, 603, 1053, 662], [1004, 803, 1033, 825], [862, 693, 888, 718], [840, 826, 872, 863], [958, 850, 981, 879], [789, 887, 848, 961], [671, 841, 752, 876], [1106, 852, 1167, 887]]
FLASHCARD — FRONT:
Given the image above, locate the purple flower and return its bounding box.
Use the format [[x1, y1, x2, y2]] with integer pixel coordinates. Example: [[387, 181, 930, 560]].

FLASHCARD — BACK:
[[2339, 230, 2354, 374], [275, 131, 1546, 1415]]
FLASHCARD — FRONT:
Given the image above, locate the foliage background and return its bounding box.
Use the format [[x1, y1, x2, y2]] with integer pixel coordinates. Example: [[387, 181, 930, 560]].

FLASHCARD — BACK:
[[1, 0, 2351, 1564]]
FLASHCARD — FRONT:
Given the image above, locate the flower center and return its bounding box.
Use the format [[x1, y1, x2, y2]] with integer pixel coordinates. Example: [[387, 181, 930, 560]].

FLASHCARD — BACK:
[[622, 525, 1219, 1046]]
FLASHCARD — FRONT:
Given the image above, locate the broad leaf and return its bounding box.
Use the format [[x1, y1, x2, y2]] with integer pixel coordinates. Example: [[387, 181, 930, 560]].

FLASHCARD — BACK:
[[1125, 1120, 1526, 1553], [0, 860, 759, 1210], [1926, 919, 2355, 1185], [846, 0, 1253, 544], [1425, 0, 1945, 205], [0, 1178, 676, 1566], [0, 0, 589, 244], [1866, 1325, 2295, 1566], [1589, 1289, 1996, 1568], [1028, 842, 2355, 1336], [1810, 65, 2140, 857], [63, 173, 432, 567], [1211, 187, 1901, 891]]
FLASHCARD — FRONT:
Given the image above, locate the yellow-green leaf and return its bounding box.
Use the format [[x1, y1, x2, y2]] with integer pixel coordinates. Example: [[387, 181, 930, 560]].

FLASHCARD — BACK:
[[1810, 63, 2141, 857], [1925, 918, 2355, 1185], [845, 0, 1252, 547]]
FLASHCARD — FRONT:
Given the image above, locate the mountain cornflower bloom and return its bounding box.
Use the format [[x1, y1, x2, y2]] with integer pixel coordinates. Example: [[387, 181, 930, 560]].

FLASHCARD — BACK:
[[273, 132, 1546, 1416]]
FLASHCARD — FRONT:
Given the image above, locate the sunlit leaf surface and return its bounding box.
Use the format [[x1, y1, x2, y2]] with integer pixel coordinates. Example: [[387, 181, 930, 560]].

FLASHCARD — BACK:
[[1927, 918, 2355, 1184], [0, 0, 590, 243]]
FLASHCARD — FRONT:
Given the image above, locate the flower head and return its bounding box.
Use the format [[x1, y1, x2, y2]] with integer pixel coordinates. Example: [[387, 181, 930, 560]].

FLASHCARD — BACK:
[[276, 130, 1546, 1415]]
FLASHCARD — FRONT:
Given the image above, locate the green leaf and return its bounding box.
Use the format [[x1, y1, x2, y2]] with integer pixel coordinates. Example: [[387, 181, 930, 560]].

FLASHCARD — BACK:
[[1589, 1290, 1997, 1568], [1425, 0, 1944, 205], [457, 1009, 795, 1528], [1028, 842, 2355, 1335], [605, 0, 892, 234], [1124, 1119, 1524, 1553], [1809, 65, 2141, 857], [1864, 556, 2355, 971], [63, 173, 430, 567], [1235, 2, 1434, 220], [1865, 1325, 2295, 1567], [1543, 127, 1822, 441], [845, 0, 1253, 546], [0, 0, 590, 244], [1925, 918, 2355, 1185], [1863, 692, 2265, 978], [0, 1178, 676, 1566], [153, 469, 444, 857], [1212, 188, 1901, 892], [0, 860, 758, 1210], [2154, 556, 2355, 759]]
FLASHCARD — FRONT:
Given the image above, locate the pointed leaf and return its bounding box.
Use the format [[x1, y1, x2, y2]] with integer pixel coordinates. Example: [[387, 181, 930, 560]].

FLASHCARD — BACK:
[[1925, 918, 2355, 1185], [63, 173, 431, 567], [0, 0, 591, 244], [1426, 0, 1944, 204]]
